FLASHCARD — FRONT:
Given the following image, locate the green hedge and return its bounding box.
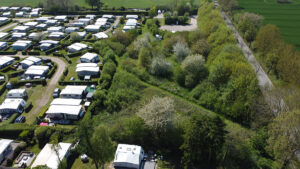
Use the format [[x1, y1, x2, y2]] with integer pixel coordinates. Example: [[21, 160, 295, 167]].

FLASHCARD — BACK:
[[44, 10, 148, 16], [0, 124, 35, 139], [67, 51, 83, 58], [0, 82, 7, 96], [38, 105, 49, 119], [0, 51, 17, 55], [45, 45, 63, 55], [7, 113, 19, 124], [0, 19, 12, 27], [7, 70, 25, 78], [64, 55, 72, 64], [28, 51, 41, 55], [12, 79, 47, 87], [47, 64, 57, 78]]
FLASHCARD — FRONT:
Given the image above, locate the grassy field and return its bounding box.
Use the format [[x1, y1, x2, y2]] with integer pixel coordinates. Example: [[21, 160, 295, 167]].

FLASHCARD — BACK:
[[238, 0, 300, 49], [0, 0, 201, 8]]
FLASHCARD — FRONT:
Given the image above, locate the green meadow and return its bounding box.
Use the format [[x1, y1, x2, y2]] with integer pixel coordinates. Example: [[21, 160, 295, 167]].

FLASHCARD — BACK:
[[238, 0, 300, 49], [0, 0, 201, 8]]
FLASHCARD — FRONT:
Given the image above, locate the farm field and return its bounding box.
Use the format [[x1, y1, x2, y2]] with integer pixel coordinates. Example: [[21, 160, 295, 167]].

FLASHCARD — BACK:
[[238, 0, 300, 49], [0, 0, 201, 8]]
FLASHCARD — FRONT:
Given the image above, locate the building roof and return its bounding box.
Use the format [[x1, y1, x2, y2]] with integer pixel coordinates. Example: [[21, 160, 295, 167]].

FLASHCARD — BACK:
[[85, 24, 101, 30], [31, 143, 72, 169], [47, 26, 64, 32], [54, 15, 67, 20], [80, 53, 98, 61], [46, 105, 82, 116], [13, 26, 30, 31], [49, 32, 65, 38], [126, 15, 139, 19], [40, 40, 59, 45], [50, 98, 82, 106], [27, 56, 41, 63], [24, 69, 46, 76], [0, 32, 8, 38], [102, 15, 115, 19], [0, 98, 26, 110], [94, 32, 108, 39], [76, 63, 98, 68], [12, 32, 27, 38], [20, 59, 34, 66], [78, 18, 91, 23], [113, 144, 143, 168], [0, 56, 14, 62], [7, 89, 26, 95], [27, 65, 49, 71], [68, 43, 88, 51], [96, 18, 107, 23], [24, 22, 38, 27], [0, 139, 13, 155], [76, 66, 99, 73]]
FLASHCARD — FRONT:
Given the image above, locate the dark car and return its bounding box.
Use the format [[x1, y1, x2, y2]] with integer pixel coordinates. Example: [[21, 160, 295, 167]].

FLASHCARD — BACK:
[[15, 116, 25, 123], [53, 88, 61, 98]]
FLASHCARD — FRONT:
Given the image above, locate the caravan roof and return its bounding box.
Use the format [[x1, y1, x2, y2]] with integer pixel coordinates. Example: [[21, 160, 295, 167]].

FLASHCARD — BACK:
[[50, 98, 82, 106], [76, 63, 97, 68], [46, 105, 82, 116], [0, 98, 26, 110], [0, 139, 13, 155]]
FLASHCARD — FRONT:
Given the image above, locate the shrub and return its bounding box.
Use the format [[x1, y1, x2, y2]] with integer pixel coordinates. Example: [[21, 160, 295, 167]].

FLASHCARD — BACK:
[[150, 57, 173, 77], [138, 47, 151, 70], [70, 32, 82, 42], [173, 41, 190, 62], [191, 39, 211, 57]]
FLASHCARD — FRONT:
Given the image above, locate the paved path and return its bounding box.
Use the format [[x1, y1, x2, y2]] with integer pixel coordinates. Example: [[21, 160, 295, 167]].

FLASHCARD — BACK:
[[159, 15, 198, 32], [214, 1, 288, 115], [0, 22, 18, 32], [17, 55, 67, 122]]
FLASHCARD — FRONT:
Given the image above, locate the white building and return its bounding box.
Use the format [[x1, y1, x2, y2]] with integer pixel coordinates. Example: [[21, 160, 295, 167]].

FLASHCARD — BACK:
[[36, 23, 47, 30], [24, 21, 39, 29], [31, 143, 72, 169], [47, 26, 64, 33], [30, 11, 39, 17], [54, 15, 67, 22], [123, 25, 135, 32], [84, 25, 101, 33], [0, 7, 9, 12], [78, 18, 91, 25], [65, 27, 79, 33], [67, 43, 88, 53], [21, 56, 41, 69], [0, 42, 7, 50], [46, 105, 84, 120], [0, 32, 8, 39], [12, 40, 32, 51], [51, 98, 82, 106], [40, 40, 59, 51], [0, 139, 13, 163], [45, 19, 58, 26], [86, 15, 96, 20], [76, 63, 100, 77], [10, 7, 20, 11], [102, 15, 115, 22], [94, 32, 108, 39], [21, 7, 32, 12], [13, 26, 30, 32], [2, 12, 11, 17], [72, 22, 85, 28], [0, 17, 9, 23], [0, 98, 26, 115], [125, 19, 138, 26], [7, 89, 27, 99], [60, 85, 87, 99], [74, 32, 87, 39], [28, 32, 41, 40], [37, 17, 52, 23], [16, 12, 24, 17], [0, 56, 14, 69], [48, 32, 65, 40], [126, 15, 139, 20], [11, 32, 27, 40], [113, 144, 144, 169], [80, 53, 99, 63], [24, 65, 49, 78]]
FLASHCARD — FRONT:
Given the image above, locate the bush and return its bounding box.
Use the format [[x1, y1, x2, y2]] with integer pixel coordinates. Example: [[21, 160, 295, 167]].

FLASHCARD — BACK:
[[70, 32, 82, 42], [138, 47, 151, 70], [150, 57, 173, 77], [173, 41, 190, 62]]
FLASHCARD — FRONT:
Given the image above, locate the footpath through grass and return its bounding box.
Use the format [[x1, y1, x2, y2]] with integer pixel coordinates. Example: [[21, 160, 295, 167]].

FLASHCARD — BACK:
[[238, 0, 300, 49]]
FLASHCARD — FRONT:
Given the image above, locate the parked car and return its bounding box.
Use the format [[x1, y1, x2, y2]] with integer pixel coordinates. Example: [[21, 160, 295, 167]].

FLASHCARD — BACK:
[[53, 88, 61, 98], [15, 115, 25, 123]]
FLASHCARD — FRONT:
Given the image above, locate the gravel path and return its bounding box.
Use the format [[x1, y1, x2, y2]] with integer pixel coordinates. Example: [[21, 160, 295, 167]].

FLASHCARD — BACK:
[[159, 15, 198, 32], [215, 1, 288, 115], [17, 55, 67, 122], [0, 22, 18, 32]]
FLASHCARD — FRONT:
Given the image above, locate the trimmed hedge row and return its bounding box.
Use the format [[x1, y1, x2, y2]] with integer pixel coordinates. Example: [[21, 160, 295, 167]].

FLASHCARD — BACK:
[[0, 124, 35, 139], [38, 105, 49, 119], [12, 79, 47, 87], [44, 10, 148, 16], [0, 82, 7, 96], [7, 113, 19, 124], [47, 64, 57, 78], [7, 70, 25, 78], [0, 51, 17, 55], [67, 51, 83, 58]]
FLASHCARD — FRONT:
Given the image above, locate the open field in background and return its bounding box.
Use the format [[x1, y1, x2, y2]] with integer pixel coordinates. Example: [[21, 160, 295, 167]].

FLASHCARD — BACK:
[[238, 0, 300, 49], [0, 0, 202, 8]]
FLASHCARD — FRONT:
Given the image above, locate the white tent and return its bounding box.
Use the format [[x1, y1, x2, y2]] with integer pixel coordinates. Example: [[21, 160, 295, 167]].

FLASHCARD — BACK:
[[113, 144, 144, 169]]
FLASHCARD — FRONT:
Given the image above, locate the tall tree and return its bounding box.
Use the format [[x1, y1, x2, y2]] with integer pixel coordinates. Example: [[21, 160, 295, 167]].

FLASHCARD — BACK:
[[85, 0, 100, 10], [78, 121, 114, 169], [181, 114, 226, 169], [268, 110, 300, 169]]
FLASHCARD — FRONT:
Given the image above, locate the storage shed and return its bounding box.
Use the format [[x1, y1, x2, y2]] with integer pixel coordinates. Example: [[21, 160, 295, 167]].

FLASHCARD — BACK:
[[67, 43, 88, 53], [84, 25, 101, 33], [12, 40, 32, 51], [0, 56, 14, 69]]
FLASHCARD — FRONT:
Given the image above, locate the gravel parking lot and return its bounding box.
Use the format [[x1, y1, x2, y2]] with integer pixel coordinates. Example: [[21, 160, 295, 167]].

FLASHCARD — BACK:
[[159, 15, 198, 32]]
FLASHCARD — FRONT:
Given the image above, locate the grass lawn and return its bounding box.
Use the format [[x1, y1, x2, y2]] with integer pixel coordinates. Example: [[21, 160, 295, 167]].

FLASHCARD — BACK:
[[71, 157, 114, 169], [238, 0, 300, 49], [0, 0, 201, 8]]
